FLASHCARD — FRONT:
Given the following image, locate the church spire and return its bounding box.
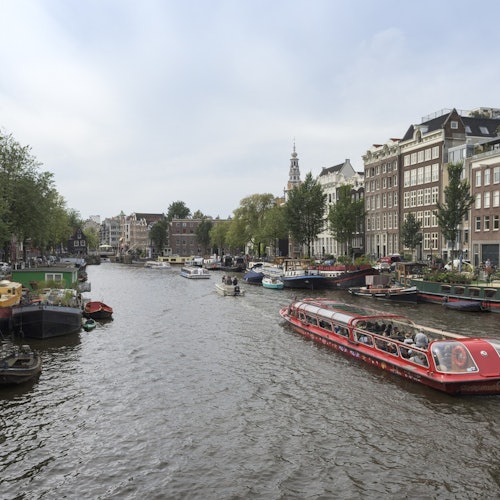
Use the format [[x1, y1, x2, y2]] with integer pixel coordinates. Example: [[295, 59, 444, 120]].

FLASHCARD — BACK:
[[286, 140, 301, 194]]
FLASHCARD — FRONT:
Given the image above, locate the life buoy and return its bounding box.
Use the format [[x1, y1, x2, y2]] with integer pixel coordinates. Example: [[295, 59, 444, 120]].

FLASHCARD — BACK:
[[452, 344, 468, 368]]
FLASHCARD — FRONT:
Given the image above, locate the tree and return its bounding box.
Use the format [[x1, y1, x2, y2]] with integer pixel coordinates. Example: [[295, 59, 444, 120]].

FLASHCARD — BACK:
[[260, 204, 288, 257], [328, 184, 365, 259], [210, 220, 230, 257], [230, 194, 276, 257], [401, 212, 422, 259], [166, 201, 190, 221], [149, 218, 169, 255], [285, 172, 326, 258], [434, 162, 475, 264], [195, 218, 213, 255]]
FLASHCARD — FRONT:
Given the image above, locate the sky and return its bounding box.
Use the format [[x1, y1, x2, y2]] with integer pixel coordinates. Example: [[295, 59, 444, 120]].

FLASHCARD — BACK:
[[1, 0, 500, 221]]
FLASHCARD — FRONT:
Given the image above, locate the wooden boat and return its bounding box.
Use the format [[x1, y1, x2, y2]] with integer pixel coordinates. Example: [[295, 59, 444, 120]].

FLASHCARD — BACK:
[[0, 342, 42, 384], [82, 318, 97, 331], [0, 280, 23, 332], [262, 276, 284, 290], [11, 289, 83, 339], [180, 266, 210, 279], [280, 298, 500, 395], [215, 282, 245, 296], [349, 285, 419, 303], [84, 301, 113, 320]]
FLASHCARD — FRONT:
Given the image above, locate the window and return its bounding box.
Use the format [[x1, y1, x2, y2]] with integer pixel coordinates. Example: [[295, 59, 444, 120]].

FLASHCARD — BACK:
[[475, 170, 482, 187], [425, 148, 431, 161], [404, 155, 410, 167], [424, 165, 431, 183], [475, 216, 481, 231], [475, 195, 482, 209], [484, 191, 490, 208], [411, 153, 417, 165], [411, 170, 417, 186], [480, 126, 489, 134], [431, 164, 439, 182], [493, 190, 499, 207], [485, 168, 491, 185], [418, 150, 424, 163], [432, 146, 440, 159], [451, 120, 458, 129], [46, 273, 63, 282], [484, 215, 490, 231], [494, 167, 500, 184], [494, 215, 499, 230]]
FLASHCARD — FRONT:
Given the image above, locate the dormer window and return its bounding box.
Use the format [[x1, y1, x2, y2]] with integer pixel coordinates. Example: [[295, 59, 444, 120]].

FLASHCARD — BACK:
[[451, 121, 458, 129], [480, 126, 489, 134]]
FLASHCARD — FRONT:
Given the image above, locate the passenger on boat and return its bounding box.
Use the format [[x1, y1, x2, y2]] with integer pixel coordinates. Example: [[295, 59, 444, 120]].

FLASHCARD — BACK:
[[414, 332, 429, 349], [392, 327, 404, 342], [232, 276, 238, 285], [225, 276, 233, 285], [383, 324, 392, 337]]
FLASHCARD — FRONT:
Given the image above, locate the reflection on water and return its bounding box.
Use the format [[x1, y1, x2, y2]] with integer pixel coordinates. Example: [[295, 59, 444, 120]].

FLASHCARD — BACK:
[[1, 263, 499, 499]]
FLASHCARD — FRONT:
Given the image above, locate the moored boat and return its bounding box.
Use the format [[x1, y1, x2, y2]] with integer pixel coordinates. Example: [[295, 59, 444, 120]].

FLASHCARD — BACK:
[[0, 280, 23, 332], [12, 288, 83, 339], [243, 268, 265, 285], [349, 285, 419, 303], [84, 301, 113, 320], [396, 261, 500, 313], [0, 341, 42, 384], [82, 318, 97, 331], [262, 276, 284, 289], [280, 298, 500, 395], [180, 266, 210, 279], [442, 299, 489, 312], [281, 260, 329, 290]]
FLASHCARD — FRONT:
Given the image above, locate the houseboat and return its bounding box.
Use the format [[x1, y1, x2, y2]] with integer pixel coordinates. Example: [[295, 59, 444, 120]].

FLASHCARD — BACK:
[[280, 298, 500, 395], [180, 266, 210, 279], [395, 262, 500, 313]]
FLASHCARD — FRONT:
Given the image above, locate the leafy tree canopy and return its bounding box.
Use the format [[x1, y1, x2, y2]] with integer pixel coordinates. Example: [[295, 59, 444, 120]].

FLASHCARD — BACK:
[[166, 201, 190, 221]]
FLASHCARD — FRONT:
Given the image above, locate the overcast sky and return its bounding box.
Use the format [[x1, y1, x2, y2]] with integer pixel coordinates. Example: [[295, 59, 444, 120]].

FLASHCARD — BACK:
[[1, 0, 499, 221]]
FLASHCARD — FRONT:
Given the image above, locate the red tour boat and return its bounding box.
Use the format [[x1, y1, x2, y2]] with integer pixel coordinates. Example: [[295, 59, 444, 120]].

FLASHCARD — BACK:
[[280, 298, 500, 396]]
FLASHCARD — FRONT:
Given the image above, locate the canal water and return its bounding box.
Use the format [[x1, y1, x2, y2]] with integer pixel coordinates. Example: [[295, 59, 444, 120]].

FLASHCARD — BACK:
[[1, 263, 499, 499]]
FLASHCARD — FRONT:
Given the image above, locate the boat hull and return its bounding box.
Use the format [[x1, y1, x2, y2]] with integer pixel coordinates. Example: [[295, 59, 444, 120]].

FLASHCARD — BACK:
[[12, 304, 83, 339], [411, 279, 500, 312], [215, 283, 245, 296], [84, 301, 113, 320]]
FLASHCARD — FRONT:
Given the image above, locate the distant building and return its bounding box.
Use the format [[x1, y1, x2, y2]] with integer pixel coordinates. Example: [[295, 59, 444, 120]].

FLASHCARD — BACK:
[[67, 228, 87, 256]]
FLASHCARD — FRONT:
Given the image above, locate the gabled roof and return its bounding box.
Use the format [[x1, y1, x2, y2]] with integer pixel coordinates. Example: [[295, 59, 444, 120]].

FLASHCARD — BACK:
[[319, 159, 356, 178]]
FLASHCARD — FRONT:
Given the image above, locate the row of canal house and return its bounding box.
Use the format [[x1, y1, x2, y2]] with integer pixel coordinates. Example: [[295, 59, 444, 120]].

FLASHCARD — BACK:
[[364, 107, 500, 266], [90, 107, 500, 266]]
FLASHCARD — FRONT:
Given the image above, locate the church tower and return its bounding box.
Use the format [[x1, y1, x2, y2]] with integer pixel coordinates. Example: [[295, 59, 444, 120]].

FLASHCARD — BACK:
[[285, 141, 301, 201]]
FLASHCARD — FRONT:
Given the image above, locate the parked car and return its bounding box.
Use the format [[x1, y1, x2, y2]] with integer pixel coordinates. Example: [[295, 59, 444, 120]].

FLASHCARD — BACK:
[[444, 259, 473, 272]]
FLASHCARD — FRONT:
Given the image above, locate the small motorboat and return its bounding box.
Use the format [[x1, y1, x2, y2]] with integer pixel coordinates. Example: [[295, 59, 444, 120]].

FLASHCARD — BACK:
[[82, 318, 97, 331], [84, 301, 113, 320], [262, 276, 284, 290], [215, 282, 245, 296], [0, 342, 42, 385]]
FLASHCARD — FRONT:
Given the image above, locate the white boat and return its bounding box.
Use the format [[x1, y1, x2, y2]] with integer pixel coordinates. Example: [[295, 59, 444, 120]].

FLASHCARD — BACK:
[[144, 260, 171, 269], [215, 282, 245, 296], [262, 276, 284, 290], [180, 266, 210, 279]]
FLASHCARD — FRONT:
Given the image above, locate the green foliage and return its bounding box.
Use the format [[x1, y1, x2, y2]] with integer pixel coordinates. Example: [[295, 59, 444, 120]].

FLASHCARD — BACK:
[[166, 201, 191, 221], [328, 184, 365, 256], [422, 269, 472, 284], [210, 220, 230, 254], [285, 172, 326, 258], [149, 218, 169, 254], [401, 213, 422, 252], [195, 218, 213, 254], [435, 162, 474, 256]]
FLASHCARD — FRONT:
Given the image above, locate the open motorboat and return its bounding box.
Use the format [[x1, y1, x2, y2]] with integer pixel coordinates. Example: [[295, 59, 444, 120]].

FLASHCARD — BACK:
[[280, 298, 500, 395], [262, 276, 284, 290], [0, 341, 42, 384]]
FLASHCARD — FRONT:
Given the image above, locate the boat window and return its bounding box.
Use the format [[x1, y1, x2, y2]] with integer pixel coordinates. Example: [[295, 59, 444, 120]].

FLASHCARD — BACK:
[[333, 325, 349, 337], [484, 288, 497, 298], [440, 285, 451, 293], [469, 287, 481, 297], [455, 286, 465, 296], [407, 350, 429, 367], [431, 342, 477, 373], [374, 338, 398, 356], [305, 315, 317, 326], [355, 331, 373, 346], [319, 319, 332, 331]]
